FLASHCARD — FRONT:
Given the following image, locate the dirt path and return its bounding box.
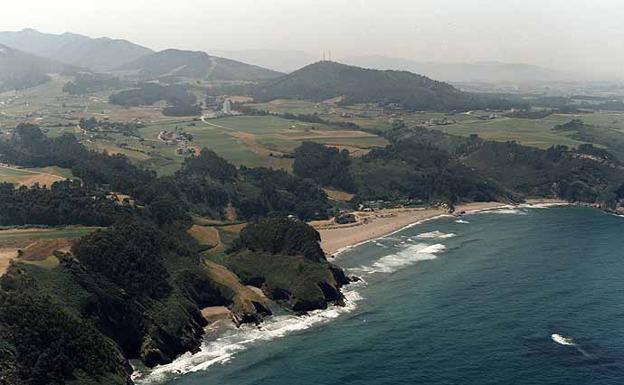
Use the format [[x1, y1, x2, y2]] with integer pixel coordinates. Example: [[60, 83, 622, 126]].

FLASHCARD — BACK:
[[200, 115, 235, 131]]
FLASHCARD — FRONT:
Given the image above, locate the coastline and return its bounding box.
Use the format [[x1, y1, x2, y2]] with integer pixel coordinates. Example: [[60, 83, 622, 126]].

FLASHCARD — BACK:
[[314, 199, 568, 256], [136, 198, 570, 383]]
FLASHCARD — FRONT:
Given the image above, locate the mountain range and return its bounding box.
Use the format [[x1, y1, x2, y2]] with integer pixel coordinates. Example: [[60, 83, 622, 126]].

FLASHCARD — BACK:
[[117, 49, 282, 81], [0, 29, 282, 82], [0, 28, 151, 72], [0, 43, 75, 92]]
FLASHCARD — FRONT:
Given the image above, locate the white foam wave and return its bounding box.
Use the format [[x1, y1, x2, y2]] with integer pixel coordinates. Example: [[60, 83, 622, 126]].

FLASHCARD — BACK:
[[416, 230, 456, 239], [487, 208, 527, 215], [551, 333, 575, 346], [455, 219, 470, 224], [520, 202, 569, 209], [331, 214, 452, 258], [135, 289, 364, 384], [355, 243, 446, 274]]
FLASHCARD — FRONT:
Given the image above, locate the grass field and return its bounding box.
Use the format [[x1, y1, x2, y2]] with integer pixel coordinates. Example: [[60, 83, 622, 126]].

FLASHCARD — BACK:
[[107, 114, 389, 174], [0, 165, 72, 186], [10, 76, 624, 175], [0, 226, 100, 275], [250, 100, 624, 159]]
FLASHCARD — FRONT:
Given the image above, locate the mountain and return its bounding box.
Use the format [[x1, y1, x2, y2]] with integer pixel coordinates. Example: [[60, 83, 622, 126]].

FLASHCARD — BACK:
[[341, 55, 573, 84], [0, 44, 75, 92], [117, 49, 283, 82], [252, 61, 513, 111], [0, 28, 153, 72], [210, 49, 317, 73]]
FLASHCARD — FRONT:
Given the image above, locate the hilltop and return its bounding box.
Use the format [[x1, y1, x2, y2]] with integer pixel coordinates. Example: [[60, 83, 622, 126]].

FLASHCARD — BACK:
[[252, 61, 513, 111], [0, 44, 75, 91], [0, 28, 152, 72], [117, 48, 283, 82]]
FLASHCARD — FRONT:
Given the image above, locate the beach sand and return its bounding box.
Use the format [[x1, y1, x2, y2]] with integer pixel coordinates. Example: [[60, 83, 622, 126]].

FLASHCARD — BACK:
[[315, 199, 567, 255]]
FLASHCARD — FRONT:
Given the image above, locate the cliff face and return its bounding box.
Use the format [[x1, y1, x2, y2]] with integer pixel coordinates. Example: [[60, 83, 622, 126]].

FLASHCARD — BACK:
[[223, 216, 352, 312], [0, 254, 271, 384], [0, 217, 351, 385], [225, 251, 351, 312]]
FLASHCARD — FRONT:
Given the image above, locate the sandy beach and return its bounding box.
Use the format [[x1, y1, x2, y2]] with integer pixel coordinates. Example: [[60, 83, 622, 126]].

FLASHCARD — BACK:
[[314, 199, 567, 255]]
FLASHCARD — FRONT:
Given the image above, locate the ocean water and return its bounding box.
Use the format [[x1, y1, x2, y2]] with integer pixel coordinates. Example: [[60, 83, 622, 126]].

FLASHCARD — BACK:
[[144, 206, 624, 385]]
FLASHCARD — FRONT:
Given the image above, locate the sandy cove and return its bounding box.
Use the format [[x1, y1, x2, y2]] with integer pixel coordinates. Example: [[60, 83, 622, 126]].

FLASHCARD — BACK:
[[313, 199, 567, 256]]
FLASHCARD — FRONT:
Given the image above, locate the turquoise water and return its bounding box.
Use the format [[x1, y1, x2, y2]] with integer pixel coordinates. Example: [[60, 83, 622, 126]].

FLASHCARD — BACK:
[[154, 206, 624, 385]]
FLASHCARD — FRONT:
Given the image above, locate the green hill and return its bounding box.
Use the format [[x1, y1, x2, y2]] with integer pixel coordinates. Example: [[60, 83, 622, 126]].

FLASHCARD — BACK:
[[0, 44, 75, 91], [0, 28, 153, 72], [253, 61, 514, 111], [117, 49, 283, 82]]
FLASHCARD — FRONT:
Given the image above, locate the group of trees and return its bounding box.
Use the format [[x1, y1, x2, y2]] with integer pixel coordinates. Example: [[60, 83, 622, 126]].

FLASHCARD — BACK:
[[0, 123, 346, 384], [0, 125, 333, 227], [230, 216, 326, 262], [293, 142, 355, 192], [235, 104, 363, 131], [291, 124, 624, 208], [0, 181, 129, 226], [63, 73, 121, 95], [0, 123, 156, 196], [79, 117, 143, 137], [109, 82, 202, 117], [72, 220, 171, 298]]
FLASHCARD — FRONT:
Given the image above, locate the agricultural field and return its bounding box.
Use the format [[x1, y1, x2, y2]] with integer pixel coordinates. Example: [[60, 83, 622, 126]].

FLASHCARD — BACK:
[[250, 99, 624, 160], [0, 226, 99, 275], [76, 114, 387, 175], [0, 164, 72, 186], [10, 75, 624, 176], [0, 80, 389, 175], [0, 74, 173, 130], [432, 112, 624, 159]]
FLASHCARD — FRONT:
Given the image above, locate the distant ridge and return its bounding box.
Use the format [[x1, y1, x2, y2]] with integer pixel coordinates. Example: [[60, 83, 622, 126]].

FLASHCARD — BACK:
[[342, 55, 573, 83], [117, 48, 283, 82], [211, 49, 317, 73], [0, 43, 76, 91], [0, 28, 153, 72], [253, 61, 514, 111]]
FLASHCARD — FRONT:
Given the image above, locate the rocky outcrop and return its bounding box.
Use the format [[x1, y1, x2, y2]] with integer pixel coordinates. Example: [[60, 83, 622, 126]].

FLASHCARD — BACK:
[[225, 251, 350, 313]]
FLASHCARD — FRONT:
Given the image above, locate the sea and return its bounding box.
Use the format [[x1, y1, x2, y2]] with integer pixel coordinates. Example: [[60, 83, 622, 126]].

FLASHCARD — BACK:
[[137, 205, 624, 385]]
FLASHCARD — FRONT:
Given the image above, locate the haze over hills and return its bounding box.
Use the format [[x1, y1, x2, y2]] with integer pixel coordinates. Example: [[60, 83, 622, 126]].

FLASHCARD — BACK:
[[212, 49, 573, 83], [341, 55, 574, 84], [210, 49, 318, 73], [117, 49, 283, 82], [0, 43, 76, 92], [0, 28, 153, 72], [252, 61, 515, 111]]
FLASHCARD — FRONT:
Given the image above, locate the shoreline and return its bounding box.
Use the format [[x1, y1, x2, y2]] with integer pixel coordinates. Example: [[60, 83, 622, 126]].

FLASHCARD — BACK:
[[136, 198, 569, 383], [315, 199, 568, 256]]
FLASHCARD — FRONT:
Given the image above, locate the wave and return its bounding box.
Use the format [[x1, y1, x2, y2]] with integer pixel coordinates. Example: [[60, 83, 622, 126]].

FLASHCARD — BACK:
[[331, 214, 452, 258], [134, 288, 364, 384], [416, 230, 456, 239], [551, 333, 575, 346], [551, 333, 592, 357], [520, 202, 569, 209], [354, 243, 446, 274], [455, 219, 470, 224], [485, 208, 527, 215]]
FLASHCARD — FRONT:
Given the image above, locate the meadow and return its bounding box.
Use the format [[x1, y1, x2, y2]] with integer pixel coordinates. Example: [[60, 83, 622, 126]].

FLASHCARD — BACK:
[[0, 165, 72, 186]]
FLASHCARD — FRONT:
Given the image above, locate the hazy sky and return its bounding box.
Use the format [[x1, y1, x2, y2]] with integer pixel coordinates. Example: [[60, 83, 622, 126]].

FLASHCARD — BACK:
[[2, 0, 624, 78]]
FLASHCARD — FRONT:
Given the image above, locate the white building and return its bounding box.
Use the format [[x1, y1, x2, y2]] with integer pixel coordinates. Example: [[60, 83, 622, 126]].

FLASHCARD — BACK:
[[222, 98, 232, 114]]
